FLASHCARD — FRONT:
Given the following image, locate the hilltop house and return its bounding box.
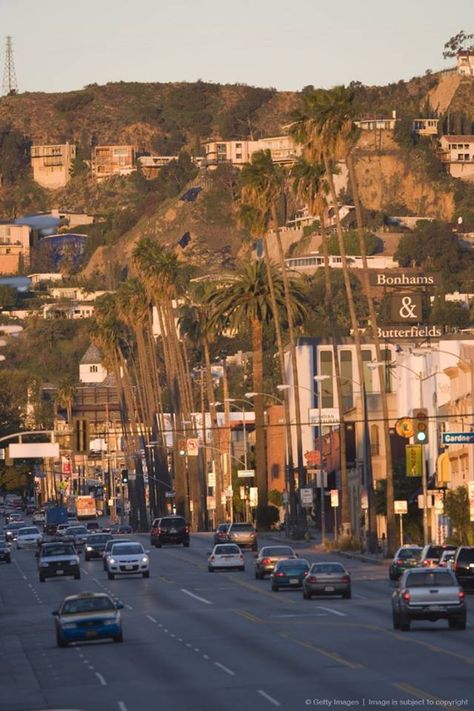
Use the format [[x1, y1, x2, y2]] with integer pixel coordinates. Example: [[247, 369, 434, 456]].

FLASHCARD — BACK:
[[203, 135, 301, 167], [439, 135, 474, 179], [0, 223, 32, 274], [457, 50, 474, 77], [30, 144, 76, 189], [91, 145, 135, 182]]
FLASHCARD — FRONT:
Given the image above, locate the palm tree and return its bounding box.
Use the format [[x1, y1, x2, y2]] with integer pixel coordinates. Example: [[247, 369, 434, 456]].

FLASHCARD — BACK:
[[240, 149, 306, 516], [206, 260, 306, 521], [292, 157, 351, 537]]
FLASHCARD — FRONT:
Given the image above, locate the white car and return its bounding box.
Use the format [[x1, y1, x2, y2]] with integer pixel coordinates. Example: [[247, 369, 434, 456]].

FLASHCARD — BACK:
[[16, 526, 43, 549], [32, 511, 46, 525], [107, 542, 150, 579], [208, 543, 245, 572]]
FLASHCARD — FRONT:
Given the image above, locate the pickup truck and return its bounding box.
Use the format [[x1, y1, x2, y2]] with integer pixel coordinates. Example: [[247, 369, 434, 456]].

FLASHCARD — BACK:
[[392, 567, 466, 631]]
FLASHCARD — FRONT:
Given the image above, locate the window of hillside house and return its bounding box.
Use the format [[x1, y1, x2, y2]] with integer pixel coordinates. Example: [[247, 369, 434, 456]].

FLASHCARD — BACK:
[[90, 365, 98, 373]]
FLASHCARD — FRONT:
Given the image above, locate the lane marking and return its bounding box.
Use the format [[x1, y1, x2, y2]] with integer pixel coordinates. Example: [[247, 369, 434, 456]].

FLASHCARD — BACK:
[[279, 633, 363, 669], [257, 689, 281, 707], [214, 662, 235, 676], [95, 672, 107, 687], [124, 604, 133, 610], [202, 654, 210, 660], [146, 615, 157, 623], [118, 703, 129, 711], [81, 568, 89, 575], [315, 606, 347, 617], [233, 609, 263, 624], [180, 588, 213, 605]]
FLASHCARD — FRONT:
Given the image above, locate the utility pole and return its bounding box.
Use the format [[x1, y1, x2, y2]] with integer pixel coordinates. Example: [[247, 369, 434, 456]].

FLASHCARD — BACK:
[[2, 36, 18, 96]]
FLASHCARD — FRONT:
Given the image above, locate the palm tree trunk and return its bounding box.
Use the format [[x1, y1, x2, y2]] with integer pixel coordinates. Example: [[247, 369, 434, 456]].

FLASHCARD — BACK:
[[251, 318, 267, 514], [204, 340, 226, 522], [347, 152, 395, 554]]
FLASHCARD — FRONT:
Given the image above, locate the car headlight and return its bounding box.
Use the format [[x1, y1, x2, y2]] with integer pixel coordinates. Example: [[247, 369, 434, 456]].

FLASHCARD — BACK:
[[142, 556, 149, 564], [86, 546, 92, 551], [61, 622, 77, 629], [40, 562, 49, 567], [109, 558, 116, 564], [103, 618, 118, 626]]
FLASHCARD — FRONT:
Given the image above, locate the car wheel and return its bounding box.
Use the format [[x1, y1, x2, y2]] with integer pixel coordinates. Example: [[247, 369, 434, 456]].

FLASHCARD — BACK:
[[392, 611, 400, 629], [208, 566, 213, 572], [399, 614, 411, 631], [255, 571, 261, 580], [74, 572, 80, 580], [114, 631, 123, 643], [143, 571, 150, 579], [183, 541, 190, 548], [252, 545, 258, 552], [272, 585, 278, 592], [343, 589, 352, 599], [239, 566, 245, 572], [84, 555, 90, 562], [303, 589, 310, 599], [6, 557, 11, 564], [56, 632, 67, 648], [108, 572, 114, 580], [39, 575, 45, 583], [156, 542, 162, 548]]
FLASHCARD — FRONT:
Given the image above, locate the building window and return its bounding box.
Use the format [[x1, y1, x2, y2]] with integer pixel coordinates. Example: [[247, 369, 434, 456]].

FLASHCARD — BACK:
[[319, 350, 334, 408], [90, 365, 98, 373], [340, 349, 353, 411]]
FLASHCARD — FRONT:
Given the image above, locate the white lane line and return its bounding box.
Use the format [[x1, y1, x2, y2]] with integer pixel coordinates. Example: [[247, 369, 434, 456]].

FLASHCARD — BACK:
[[194, 647, 200, 652], [170, 633, 175, 638], [353, 593, 368, 599], [146, 615, 157, 623], [180, 588, 213, 605], [214, 662, 235, 676], [124, 604, 133, 610], [202, 654, 210, 660], [118, 703, 129, 711], [81, 568, 89, 575], [95, 672, 107, 687], [257, 689, 281, 707], [315, 606, 347, 617]]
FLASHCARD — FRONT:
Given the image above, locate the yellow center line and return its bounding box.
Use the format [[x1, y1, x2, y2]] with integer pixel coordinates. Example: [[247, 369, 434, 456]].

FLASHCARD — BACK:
[[279, 632, 363, 669], [233, 609, 264, 624]]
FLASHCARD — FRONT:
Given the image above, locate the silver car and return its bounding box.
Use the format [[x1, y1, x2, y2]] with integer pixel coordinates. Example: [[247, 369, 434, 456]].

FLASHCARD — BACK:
[[226, 522, 257, 551], [254, 545, 298, 579]]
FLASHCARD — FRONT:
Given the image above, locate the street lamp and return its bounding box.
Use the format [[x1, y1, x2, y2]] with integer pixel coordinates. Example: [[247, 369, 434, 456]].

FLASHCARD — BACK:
[[245, 391, 284, 404]]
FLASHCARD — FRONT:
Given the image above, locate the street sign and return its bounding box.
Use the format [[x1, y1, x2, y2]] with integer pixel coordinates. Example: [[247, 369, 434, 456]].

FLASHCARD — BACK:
[[165, 491, 176, 498], [237, 469, 255, 478], [206, 495, 216, 510], [207, 472, 216, 487], [406, 444, 423, 477], [394, 500, 408, 514], [361, 491, 368, 510], [395, 417, 414, 439], [330, 489, 339, 507], [186, 438, 199, 456], [249, 487, 258, 507], [308, 408, 339, 426], [442, 432, 474, 445], [300, 488, 314, 507], [316, 470, 327, 488]]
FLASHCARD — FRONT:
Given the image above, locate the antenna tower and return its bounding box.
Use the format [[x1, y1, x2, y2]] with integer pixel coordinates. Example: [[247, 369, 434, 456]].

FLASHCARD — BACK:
[[2, 36, 18, 96]]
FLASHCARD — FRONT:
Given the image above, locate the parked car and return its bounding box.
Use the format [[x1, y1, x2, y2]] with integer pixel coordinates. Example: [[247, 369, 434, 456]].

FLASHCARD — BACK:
[[5, 511, 24, 525], [392, 568, 466, 631], [254, 545, 297, 579], [213, 523, 229, 544], [16, 526, 43, 549], [37, 542, 80, 582], [388, 545, 423, 580], [0, 540, 11, 563], [102, 538, 133, 570], [453, 546, 474, 590], [302, 562, 351, 599], [208, 544, 245, 572], [106, 542, 149, 579], [53, 592, 123, 647], [420, 544, 457, 568], [226, 522, 257, 551], [84, 533, 114, 561], [152, 516, 189, 547], [271, 559, 310, 591]]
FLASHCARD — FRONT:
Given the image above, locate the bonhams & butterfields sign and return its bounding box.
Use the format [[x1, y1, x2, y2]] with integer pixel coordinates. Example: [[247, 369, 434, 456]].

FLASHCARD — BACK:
[[369, 271, 440, 287], [377, 325, 442, 339]]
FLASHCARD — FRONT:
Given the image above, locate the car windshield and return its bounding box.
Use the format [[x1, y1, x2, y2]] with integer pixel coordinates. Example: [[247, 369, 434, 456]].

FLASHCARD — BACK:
[[397, 548, 421, 560], [42, 545, 75, 557], [230, 523, 254, 531], [160, 519, 184, 529], [111, 544, 143, 555], [61, 596, 115, 615], [278, 560, 308, 570], [424, 546, 443, 559], [215, 545, 240, 554], [405, 572, 454, 587], [311, 563, 346, 574], [263, 547, 294, 557], [88, 535, 110, 544]]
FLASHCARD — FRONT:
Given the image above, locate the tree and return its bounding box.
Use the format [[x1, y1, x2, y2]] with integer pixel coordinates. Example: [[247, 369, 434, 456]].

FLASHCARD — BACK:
[[443, 31, 474, 58], [445, 486, 474, 545]]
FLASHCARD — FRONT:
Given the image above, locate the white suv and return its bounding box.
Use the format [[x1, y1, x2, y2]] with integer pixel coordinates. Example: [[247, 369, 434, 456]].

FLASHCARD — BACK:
[[107, 542, 150, 580]]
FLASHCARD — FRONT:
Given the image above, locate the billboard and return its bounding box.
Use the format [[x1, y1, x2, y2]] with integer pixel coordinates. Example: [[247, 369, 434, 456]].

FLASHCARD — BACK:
[[8, 442, 59, 459]]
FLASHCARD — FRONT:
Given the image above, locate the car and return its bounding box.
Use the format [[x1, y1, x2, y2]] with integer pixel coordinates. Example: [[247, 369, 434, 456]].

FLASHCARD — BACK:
[[453, 546, 474, 590], [271, 558, 310, 591], [106, 542, 149, 579], [25, 503, 36, 515], [152, 516, 189, 547], [32, 510, 46, 526], [439, 549, 457, 569], [254, 545, 298, 579], [420, 544, 457, 568], [388, 545, 423, 580], [53, 592, 124, 647], [302, 562, 351, 599], [0, 540, 11, 563], [208, 544, 245, 572], [84, 533, 114, 561], [38, 542, 81, 582], [5, 511, 24, 524], [213, 523, 230, 544], [226, 522, 257, 551], [4, 522, 25, 542], [86, 521, 101, 533], [16, 526, 43, 549], [54, 523, 71, 539], [149, 518, 162, 547], [102, 538, 133, 570], [392, 567, 466, 631], [62, 525, 89, 549], [109, 524, 133, 535]]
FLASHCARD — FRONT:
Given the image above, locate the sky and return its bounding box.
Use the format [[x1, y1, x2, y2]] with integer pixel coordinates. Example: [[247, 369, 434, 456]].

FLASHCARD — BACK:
[[1, 0, 473, 94]]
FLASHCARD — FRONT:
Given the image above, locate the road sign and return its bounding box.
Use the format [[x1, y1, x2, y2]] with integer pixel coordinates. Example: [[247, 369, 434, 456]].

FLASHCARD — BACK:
[[300, 488, 314, 507], [249, 487, 258, 507], [442, 432, 474, 445], [206, 495, 216, 510], [237, 469, 255, 478], [330, 489, 339, 507], [207, 472, 216, 487], [394, 500, 408, 514], [396, 417, 414, 439], [186, 438, 199, 456], [165, 491, 176, 498], [406, 444, 423, 477]]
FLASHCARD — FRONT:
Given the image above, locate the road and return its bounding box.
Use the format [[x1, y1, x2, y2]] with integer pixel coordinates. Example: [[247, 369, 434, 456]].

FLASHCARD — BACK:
[[1, 531, 473, 711]]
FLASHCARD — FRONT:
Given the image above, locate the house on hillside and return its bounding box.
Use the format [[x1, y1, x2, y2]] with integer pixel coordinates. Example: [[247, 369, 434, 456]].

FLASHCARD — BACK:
[[203, 135, 301, 167], [91, 145, 135, 182], [0, 223, 32, 274], [439, 135, 474, 179], [457, 50, 474, 76], [30, 144, 76, 189], [412, 118, 439, 136], [355, 111, 398, 131]]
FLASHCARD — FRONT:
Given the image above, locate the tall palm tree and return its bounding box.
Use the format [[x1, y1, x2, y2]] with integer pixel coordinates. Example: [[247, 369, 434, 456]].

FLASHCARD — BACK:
[[240, 149, 306, 512], [292, 157, 351, 537], [206, 260, 306, 521]]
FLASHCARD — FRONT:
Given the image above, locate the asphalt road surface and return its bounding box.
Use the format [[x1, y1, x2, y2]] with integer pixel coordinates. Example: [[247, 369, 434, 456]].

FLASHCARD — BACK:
[[1, 532, 473, 711]]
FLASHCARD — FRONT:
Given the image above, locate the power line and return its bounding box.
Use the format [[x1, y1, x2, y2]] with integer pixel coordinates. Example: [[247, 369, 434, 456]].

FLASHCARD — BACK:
[[2, 36, 18, 96]]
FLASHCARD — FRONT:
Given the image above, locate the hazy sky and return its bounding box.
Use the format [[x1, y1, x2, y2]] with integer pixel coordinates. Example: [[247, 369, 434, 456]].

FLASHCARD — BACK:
[[1, 0, 473, 94]]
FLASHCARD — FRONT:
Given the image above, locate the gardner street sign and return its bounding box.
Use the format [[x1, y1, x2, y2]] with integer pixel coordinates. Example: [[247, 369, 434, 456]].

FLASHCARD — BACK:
[[442, 432, 474, 445]]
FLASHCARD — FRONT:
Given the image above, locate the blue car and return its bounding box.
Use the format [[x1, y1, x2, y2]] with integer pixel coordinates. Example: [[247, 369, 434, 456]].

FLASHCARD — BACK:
[[53, 592, 124, 647], [271, 558, 310, 591]]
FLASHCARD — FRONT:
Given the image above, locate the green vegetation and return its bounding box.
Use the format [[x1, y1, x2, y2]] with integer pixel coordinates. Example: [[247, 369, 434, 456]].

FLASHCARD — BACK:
[[326, 229, 379, 256], [54, 91, 95, 114]]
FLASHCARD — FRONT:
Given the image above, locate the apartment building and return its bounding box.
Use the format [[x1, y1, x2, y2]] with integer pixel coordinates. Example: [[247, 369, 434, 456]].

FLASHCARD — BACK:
[[439, 135, 474, 179], [412, 118, 439, 136], [30, 144, 76, 189], [457, 50, 474, 76], [355, 111, 398, 131], [137, 155, 178, 179], [91, 145, 135, 182], [0, 223, 31, 274], [203, 135, 301, 167]]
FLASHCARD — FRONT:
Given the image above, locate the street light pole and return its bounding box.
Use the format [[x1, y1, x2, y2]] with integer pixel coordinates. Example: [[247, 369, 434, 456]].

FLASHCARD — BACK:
[[314, 375, 329, 542]]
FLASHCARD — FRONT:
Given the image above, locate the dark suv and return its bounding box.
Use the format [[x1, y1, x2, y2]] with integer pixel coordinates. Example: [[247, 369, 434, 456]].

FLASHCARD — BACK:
[[453, 546, 474, 590], [152, 516, 189, 547]]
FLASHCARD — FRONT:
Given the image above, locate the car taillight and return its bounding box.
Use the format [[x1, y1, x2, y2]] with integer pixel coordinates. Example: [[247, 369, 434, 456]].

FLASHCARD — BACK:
[[402, 590, 410, 602], [185, 526, 189, 533], [210, 555, 215, 561], [459, 590, 465, 601], [275, 572, 285, 577], [396, 559, 404, 565], [341, 575, 350, 584], [262, 558, 271, 565], [307, 575, 317, 583], [239, 555, 244, 561], [158, 528, 162, 534]]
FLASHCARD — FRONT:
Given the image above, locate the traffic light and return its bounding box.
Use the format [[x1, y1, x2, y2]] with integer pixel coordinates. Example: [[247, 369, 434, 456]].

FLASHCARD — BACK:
[[121, 468, 129, 484], [413, 408, 429, 444], [178, 439, 187, 456]]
